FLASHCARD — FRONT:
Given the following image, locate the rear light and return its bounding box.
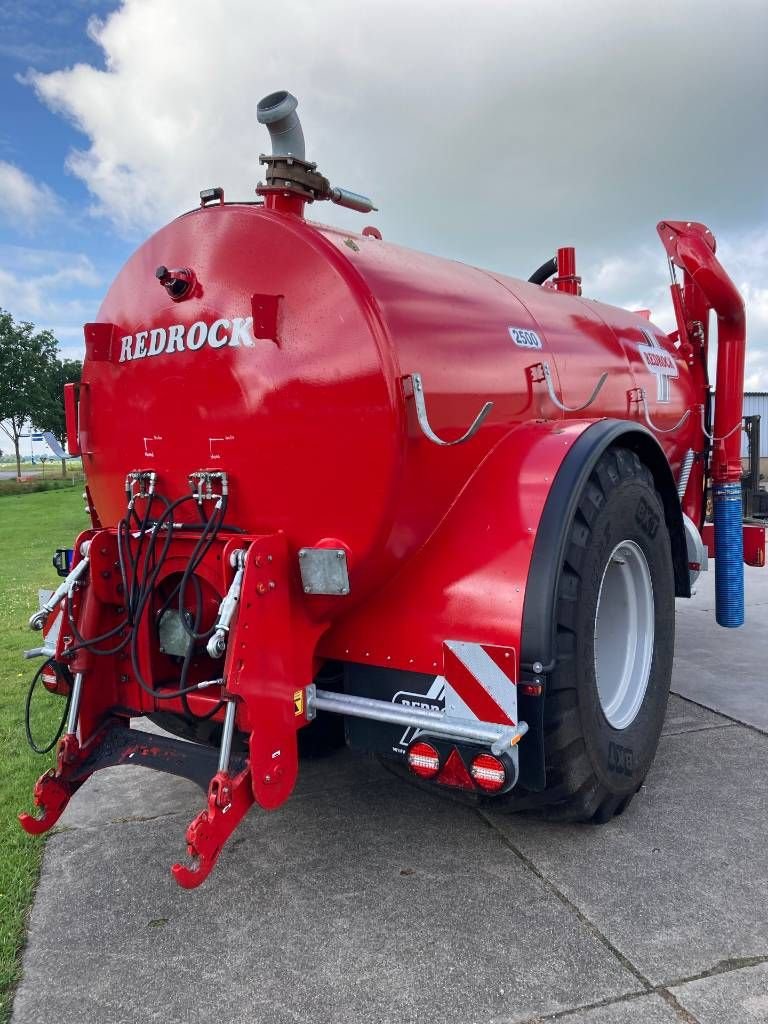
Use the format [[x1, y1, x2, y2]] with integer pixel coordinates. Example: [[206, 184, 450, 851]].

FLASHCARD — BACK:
[[520, 683, 543, 697], [407, 741, 440, 779], [470, 752, 506, 792], [41, 668, 59, 693]]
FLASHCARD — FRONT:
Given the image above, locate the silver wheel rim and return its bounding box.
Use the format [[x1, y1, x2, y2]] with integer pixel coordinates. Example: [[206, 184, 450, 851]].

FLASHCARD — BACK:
[[593, 540, 654, 730]]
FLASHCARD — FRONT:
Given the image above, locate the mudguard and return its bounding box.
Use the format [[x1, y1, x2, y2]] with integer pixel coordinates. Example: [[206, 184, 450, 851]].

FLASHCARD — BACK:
[[322, 417, 687, 790]]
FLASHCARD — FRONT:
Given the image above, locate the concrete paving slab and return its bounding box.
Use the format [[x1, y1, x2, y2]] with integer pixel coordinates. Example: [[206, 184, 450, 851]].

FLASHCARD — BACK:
[[51, 741, 387, 832], [680, 564, 768, 616], [671, 962, 768, 1023], [12, 559, 767, 1023], [662, 694, 732, 735], [486, 725, 768, 986], [12, 778, 641, 1024], [520, 993, 682, 1023], [673, 565, 768, 733]]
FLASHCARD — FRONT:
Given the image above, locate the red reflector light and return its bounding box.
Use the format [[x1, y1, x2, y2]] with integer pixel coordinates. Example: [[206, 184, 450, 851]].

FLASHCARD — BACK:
[[407, 741, 440, 779], [470, 753, 506, 792], [520, 683, 543, 697], [41, 669, 59, 692], [437, 747, 474, 790]]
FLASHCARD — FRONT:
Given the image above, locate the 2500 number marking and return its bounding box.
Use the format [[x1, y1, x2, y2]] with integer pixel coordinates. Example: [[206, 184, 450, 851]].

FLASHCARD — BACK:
[[508, 326, 543, 349]]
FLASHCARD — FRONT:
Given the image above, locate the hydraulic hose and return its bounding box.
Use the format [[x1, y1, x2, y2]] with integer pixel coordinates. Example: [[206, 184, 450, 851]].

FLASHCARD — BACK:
[[528, 256, 558, 286], [25, 660, 73, 754]]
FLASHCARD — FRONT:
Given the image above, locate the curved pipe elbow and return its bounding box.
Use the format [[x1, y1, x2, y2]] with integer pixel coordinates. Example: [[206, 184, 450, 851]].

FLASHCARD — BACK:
[[256, 90, 306, 160], [675, 234, 745, 329], [658, 222, 746, 484], [528, 256, 558, 286]]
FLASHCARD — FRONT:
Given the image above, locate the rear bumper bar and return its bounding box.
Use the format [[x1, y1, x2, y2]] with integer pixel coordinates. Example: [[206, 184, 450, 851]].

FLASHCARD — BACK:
[[309, 686, 527, 756]]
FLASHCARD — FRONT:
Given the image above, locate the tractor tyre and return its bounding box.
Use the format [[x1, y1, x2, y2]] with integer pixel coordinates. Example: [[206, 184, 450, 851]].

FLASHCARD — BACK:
[[500, 445, 675, 821], [380, 446, 675, 823]]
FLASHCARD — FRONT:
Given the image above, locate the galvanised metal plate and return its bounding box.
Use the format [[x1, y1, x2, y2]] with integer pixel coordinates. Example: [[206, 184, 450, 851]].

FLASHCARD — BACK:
[[158, 609, 193, 657], [298, 548, 349, 596]]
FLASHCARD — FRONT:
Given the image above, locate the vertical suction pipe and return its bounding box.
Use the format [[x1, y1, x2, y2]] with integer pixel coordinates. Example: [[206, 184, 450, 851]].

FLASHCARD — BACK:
[[658, 222, 746, 626]]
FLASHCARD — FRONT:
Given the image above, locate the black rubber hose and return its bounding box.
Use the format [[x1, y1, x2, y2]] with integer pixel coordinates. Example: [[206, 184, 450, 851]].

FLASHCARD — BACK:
[[129, 494, 217, 700], [181, 575, 224, 721], [528, 256, 558, 285], [25, 659, 73, 754], [66, 492, 172, 656], [65, 593, 129, 656], [177, 497, 228, 641]]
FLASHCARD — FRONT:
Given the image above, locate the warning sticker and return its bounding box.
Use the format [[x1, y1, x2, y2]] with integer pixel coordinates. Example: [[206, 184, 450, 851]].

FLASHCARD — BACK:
[[293, 689, 304, 717]]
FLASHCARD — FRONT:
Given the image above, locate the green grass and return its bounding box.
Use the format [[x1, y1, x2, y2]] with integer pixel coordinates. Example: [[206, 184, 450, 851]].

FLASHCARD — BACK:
[[0, 488, 87, 1020], [0, 477, 84, 498], [0, 462, 84, 498]]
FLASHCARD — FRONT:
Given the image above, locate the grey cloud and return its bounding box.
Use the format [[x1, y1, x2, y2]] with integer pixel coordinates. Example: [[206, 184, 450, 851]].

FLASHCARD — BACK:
[[19, 0, 768, 378]]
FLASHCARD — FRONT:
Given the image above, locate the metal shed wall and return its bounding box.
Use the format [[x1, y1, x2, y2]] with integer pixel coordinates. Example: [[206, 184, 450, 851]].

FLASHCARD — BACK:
[[743, 393, 768, 457]]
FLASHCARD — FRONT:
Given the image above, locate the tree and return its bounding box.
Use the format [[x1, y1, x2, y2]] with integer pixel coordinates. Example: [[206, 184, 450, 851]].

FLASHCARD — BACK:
[[0, 308, 59, 481], [38, 357, 83, 476]]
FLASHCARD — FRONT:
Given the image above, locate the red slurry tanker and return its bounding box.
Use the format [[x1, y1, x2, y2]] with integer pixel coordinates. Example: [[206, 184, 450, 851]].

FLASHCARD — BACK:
[[19, 92, 764, 887]]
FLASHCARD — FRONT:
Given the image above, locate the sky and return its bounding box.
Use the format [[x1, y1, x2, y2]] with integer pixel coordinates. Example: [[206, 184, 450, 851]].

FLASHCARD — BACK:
[[0, 0, 767, 385]]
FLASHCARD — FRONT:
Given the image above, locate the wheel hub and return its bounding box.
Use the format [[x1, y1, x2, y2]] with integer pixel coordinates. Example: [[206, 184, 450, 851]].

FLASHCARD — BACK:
[[593, 539, 655, 730]]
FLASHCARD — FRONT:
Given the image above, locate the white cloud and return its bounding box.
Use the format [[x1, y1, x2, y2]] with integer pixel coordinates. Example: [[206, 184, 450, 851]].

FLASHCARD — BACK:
[[0, 245, 102, 355], [0, 161, 60, 231], [587, 226, 768, 389], [20, 0, 768, 383], [26, 0, 767, 238], [718, 232, 768, 387]]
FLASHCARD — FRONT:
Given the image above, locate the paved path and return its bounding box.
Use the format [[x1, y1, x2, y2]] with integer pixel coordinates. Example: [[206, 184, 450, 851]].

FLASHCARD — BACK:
[[11, 569, 767, 1023]]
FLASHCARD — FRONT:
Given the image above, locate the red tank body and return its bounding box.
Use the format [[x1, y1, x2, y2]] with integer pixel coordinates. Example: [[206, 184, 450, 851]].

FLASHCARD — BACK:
[[19, 91, 760, 888], [84, 203, 701, 598]]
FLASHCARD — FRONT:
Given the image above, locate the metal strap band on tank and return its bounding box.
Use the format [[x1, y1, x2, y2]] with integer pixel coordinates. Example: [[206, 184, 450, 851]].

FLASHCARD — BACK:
[[699, 406, 743, 444], [634, 387, 691, 434], [403, 373, 493, 447], [535, 361, 608, 413]]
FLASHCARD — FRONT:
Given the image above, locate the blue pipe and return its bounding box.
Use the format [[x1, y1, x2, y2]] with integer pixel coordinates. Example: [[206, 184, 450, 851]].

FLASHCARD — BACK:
[[713, 482, 744, 627]]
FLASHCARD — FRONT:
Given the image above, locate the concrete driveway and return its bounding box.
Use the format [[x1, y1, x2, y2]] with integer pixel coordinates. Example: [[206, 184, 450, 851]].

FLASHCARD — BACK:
[[11, 569, 768, 1024]]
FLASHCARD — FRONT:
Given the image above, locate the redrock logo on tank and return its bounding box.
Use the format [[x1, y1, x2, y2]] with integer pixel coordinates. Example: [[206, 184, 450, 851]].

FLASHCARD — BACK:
[[119, 317, 258, 362]]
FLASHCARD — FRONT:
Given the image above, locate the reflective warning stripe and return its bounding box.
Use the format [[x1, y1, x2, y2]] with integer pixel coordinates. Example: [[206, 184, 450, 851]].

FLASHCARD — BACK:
[[443, 640, 517, 726]]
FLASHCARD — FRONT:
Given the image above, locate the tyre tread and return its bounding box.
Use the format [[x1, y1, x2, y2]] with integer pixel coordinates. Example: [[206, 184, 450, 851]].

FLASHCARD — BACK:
[[488, 445, 671, 823]]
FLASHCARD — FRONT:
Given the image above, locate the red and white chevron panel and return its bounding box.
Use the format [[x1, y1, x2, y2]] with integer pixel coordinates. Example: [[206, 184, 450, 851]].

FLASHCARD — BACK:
[[442, 640, 517, 726]]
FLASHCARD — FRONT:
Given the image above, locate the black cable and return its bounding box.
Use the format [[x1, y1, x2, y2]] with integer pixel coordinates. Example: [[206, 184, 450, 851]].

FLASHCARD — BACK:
[[151, 496, 233, 625], [177, 496, 228, 641], [166, 522, 244, 533], [122, 493, 171, 624], [64, 592, 129, 656], [65, 491, 167, 657], [181, 574, 224, 721], [127, 491, 165, 619], [128, 493, 215, 700], [153, 510, 216, 624], [25, 660, 73, 754], [63, 483, 228, 705]]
